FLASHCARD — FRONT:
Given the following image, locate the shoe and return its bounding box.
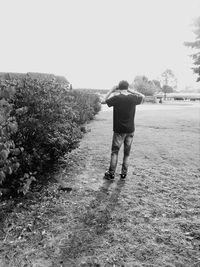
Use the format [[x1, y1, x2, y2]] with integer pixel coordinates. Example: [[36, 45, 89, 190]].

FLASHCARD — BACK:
[[120, 173, 126, 180], [104, 171, 115, 181]]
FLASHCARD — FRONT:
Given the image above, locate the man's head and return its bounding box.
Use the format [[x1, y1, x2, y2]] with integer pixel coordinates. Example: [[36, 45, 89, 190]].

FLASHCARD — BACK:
[[118, 80, 129, 90]]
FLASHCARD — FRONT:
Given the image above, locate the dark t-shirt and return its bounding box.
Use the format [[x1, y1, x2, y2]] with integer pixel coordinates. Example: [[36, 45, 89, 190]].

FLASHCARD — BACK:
[[106, 94, 143, 133]]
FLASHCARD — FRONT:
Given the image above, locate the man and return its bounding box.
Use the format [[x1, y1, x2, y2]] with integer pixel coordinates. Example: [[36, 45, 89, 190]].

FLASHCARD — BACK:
[[101, 80, 144, 180]]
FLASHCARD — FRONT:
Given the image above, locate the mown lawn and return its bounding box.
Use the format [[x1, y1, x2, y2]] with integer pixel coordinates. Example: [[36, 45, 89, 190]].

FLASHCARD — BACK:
[[0, 102, 200, 267]]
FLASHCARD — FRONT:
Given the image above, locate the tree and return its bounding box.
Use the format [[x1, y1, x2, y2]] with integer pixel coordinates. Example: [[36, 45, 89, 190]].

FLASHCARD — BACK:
[[160, 69, 177, 88], [152, 79, 162, 90], [160, 69, 177, 99], [162, 85, 173, 94], [132, 76, 158, 96], [185, 17, 200, 82], [134, 75, 149, 83]]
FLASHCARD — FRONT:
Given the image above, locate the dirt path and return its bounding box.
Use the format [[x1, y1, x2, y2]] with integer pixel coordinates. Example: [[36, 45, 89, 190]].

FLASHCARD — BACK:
[[0, 103, 200, 267]]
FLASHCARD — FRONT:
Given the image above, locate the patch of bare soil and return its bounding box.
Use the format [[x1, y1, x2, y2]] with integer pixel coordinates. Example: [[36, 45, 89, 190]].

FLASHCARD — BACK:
[[0, 103, 200, 267]]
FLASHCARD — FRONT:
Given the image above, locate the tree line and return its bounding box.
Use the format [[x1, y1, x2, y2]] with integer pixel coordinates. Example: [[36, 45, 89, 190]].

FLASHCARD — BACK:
[[132, 69, 177, 98], [86, 69, 177, 98]]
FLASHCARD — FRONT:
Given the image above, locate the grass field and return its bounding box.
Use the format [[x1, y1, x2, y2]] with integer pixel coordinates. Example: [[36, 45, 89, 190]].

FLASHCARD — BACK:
[[0, 102, 200, 267]]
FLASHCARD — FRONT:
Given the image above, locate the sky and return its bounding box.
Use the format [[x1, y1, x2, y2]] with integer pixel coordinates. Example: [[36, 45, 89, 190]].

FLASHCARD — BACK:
[[0, 0, 200, 89]]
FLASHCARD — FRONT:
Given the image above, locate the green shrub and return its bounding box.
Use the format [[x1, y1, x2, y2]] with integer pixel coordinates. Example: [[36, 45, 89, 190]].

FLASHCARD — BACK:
[[68, 89, 101, 124], [0, 80, 22, 192], [0, 76, 101, 195]]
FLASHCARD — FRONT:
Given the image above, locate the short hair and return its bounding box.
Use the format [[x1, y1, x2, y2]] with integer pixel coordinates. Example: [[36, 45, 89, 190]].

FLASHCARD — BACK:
[[118, 80, 129, 90]]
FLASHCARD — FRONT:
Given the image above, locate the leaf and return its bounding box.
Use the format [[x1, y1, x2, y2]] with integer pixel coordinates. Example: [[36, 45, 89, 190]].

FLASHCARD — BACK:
[[0, 149, 9, 160], [0, 170, 6, 184]]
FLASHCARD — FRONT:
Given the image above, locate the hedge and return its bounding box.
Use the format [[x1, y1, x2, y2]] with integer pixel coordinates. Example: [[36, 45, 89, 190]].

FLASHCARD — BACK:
[[0, 75, 101, 196]]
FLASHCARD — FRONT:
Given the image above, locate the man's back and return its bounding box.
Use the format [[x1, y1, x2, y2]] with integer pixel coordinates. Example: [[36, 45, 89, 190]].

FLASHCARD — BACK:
[[106, 93, 143, 133]]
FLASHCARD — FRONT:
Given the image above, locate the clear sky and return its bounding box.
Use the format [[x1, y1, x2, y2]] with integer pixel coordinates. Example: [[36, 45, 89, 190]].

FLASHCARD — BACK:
[[0, 0, 200, 89]]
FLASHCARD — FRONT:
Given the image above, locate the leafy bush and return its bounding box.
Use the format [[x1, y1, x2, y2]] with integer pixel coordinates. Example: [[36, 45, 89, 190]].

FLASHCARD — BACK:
[[0, 76, 100, 195], [68, 89, 101, 124], [0, 80, 22, 193]]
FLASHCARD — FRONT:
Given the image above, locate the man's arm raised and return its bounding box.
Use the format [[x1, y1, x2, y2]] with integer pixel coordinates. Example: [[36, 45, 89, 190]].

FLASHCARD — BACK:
[[127, 88, 145, 103], [127, 88, 145, 98], [101, 86, 118, 104]]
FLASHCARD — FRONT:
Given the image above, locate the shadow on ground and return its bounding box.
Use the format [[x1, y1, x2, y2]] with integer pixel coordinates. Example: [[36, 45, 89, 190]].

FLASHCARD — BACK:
[[59, 178, 125, 265]]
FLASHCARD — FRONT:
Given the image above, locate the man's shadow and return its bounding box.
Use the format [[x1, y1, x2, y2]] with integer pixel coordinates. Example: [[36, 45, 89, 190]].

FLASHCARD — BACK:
[[82, 178, 126, 234], [60, 178, 126, 262]]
